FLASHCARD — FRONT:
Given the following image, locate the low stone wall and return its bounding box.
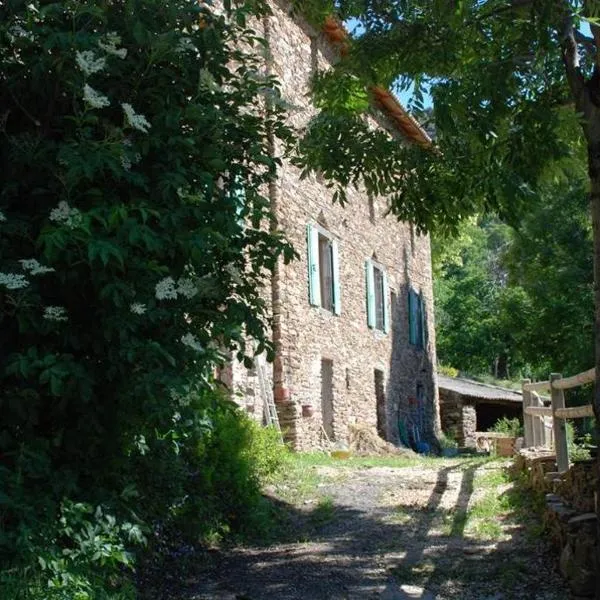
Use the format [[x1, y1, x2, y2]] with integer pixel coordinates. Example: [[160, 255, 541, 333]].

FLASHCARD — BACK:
[[515, 448, 598, 598]]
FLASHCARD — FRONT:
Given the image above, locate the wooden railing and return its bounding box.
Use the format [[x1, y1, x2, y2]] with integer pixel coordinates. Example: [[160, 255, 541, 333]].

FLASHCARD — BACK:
[[522, 369, 595, 473]]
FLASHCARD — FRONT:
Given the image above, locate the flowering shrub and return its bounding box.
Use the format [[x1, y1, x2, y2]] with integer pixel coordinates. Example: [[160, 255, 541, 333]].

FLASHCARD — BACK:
[[0, 0, 293, 596]]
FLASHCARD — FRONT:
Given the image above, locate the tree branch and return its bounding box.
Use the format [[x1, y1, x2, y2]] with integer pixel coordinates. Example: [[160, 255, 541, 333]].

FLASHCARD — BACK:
[[561, 13, 586, 111], [584, 0, 600, 67], [575, 29, 597, 53]]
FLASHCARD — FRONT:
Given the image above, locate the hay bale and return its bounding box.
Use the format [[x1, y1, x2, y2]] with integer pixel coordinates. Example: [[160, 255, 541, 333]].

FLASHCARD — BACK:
[[347, 423, 416, 457]]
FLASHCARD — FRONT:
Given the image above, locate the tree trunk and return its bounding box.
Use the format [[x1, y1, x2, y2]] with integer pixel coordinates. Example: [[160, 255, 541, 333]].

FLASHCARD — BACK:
[[588, 146, 600, 600]]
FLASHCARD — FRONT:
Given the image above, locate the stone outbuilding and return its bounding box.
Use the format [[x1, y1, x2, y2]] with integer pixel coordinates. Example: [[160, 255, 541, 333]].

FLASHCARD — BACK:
[[222, 1, 441, 450], [438, 375, 523, 447]]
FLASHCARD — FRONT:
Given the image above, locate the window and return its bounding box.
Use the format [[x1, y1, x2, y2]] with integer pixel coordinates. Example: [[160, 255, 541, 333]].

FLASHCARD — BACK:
[[307, 224, 341, 314], [365, 259, 389, 333], [408, 288, 427, 348]]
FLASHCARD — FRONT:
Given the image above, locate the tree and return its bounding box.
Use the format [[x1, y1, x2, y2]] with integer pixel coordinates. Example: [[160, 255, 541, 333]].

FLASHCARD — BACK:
[[293, 1, 600, 400], [434, 180, 594, 381], [0, 1, 292, 595]]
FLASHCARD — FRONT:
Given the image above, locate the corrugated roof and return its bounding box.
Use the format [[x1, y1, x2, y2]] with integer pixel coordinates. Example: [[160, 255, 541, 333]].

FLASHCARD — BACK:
[[438, 375, 523, 403], [321, 16, 432, 148]]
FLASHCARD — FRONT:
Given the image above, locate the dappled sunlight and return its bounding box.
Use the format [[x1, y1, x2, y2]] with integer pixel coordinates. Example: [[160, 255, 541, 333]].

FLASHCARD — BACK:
[[140, 457, 568, 600]]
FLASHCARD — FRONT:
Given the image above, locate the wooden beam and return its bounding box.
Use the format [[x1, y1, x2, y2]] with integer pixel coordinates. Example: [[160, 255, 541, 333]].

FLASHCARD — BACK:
[[551, 368, 595, 390], [522, 378, 533, 447], [554, 404, 595, 419], [522, 380, 551, 392], [524, 405, 553, 417]]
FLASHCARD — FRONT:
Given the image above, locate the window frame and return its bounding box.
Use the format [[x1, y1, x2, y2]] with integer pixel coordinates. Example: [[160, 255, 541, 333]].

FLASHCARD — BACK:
[[307, 223, 341, 315], [365, 258, 389, 333]]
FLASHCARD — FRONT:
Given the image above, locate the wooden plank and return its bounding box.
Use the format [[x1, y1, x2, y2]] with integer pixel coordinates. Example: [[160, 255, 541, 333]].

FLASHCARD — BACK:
[[551, 373, 569, 473], [554, 404, 595, 420], [523, 380, 551, 392], [552, 368, 595, 390], [524, 406, 553, 417], [522, 379, 533, 448]]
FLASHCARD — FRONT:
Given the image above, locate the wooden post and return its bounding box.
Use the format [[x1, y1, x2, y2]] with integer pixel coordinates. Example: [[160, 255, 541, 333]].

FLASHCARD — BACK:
[[522, 378, 533, 447], [532, 393, 543, 447], [550, 373, 569, 473]]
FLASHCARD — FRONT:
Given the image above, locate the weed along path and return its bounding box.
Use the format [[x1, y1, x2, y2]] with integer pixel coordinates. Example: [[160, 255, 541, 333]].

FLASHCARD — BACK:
[[152, 456, 569, 600]]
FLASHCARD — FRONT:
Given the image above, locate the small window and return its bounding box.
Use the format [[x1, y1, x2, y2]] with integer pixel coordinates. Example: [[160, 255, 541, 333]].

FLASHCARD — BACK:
[[366, 259, 389, 333], [307, 224, 341, 314], [373, 265, 385, 331]]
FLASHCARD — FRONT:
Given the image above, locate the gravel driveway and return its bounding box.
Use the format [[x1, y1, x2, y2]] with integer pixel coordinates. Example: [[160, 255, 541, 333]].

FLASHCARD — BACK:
[[143, 457, 570, 600]]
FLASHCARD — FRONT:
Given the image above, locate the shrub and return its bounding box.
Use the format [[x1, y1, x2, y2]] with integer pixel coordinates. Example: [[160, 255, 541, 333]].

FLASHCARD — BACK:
[[0, 0, 293, 595], [438, 364, 459, 378], [490, 417, 523, 437]]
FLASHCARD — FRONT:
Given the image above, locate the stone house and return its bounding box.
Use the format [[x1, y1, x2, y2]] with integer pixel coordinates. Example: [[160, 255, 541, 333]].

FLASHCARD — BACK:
[[438, 375, 523, 447], [224, 1, 441, 450]]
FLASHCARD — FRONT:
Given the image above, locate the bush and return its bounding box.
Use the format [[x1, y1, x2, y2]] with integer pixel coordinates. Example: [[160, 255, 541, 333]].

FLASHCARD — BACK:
[[0, 0, 293, 596], [489, 417, 523, 437]]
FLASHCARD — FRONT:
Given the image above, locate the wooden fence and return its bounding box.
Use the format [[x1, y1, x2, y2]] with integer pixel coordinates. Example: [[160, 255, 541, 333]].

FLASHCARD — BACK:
[[522, 369, 595, 473]]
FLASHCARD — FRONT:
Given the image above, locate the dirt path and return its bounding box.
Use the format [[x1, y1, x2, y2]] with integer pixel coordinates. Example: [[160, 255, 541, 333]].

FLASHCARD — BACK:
[[152, 457, 570, 600]]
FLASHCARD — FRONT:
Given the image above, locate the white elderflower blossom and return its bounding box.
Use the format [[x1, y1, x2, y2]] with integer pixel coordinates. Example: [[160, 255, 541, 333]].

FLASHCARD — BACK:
[[49, 201, 82, 228], [155, 277, 178, 300], [130, 302, 147, 315], [75, 50, 106, 76], [225, 263, 242, 285], [0, 272, 29, 290], [83, 84, 110, 109], [19, 259, 54, 275], [198, 68, 218, 91], [180, 332, 203, 352], [0, 210, 6, 222], [43, 306, 68, 322], [177, 277, 198, 299], [98, 33, 127, 59], [122, 103, 151, 133]]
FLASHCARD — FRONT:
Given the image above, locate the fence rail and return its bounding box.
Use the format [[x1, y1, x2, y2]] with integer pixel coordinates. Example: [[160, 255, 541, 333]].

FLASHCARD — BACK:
[[522, 370, 595, 473]]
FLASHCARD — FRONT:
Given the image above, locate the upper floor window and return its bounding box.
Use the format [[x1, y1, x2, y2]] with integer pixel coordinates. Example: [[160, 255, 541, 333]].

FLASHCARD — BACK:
[[366, 259, 389, 333], [408, 288, 427, 349], [307, 224, 341, 315]]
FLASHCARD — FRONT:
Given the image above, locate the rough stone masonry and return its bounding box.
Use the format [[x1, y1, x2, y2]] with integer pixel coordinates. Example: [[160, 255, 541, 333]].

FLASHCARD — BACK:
[[228, 0, 440, 450]]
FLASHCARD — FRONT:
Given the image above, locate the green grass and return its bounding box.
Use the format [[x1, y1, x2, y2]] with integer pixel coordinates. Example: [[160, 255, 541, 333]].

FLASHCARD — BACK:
[[310, 496, 336, 526]]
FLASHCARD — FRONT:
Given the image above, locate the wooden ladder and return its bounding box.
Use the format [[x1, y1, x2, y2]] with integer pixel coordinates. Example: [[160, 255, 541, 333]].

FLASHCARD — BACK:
[[256, 355, 283, 442]]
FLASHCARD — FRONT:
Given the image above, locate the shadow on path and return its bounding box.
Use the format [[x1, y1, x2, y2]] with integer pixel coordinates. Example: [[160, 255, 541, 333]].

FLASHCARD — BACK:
[[139, 460, 568, 600]]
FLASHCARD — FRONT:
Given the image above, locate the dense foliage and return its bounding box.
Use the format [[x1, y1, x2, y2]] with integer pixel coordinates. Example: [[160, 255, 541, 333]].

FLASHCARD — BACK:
[[434, 179, 594, 381], [294, 1, 588, 236], [0, 1, 292, 597]]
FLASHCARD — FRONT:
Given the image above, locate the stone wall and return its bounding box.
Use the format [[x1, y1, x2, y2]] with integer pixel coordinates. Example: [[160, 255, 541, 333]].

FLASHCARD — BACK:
[[515, 449, 598, 598], [439, 390, 476, 446], [230, 1, 439, 450]]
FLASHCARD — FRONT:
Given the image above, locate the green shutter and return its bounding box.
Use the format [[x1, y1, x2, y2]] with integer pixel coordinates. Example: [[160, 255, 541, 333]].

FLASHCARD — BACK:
[[307, 224, 320, 306], [332, 240, 341, 315], [420, 293, 427, 348], [366, 260, 375, 328], [408, 288, 418, 345], [382, 271, 390, 334]]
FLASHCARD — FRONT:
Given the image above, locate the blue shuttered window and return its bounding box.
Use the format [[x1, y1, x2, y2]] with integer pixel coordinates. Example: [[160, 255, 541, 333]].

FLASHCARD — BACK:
[[307, 223, 341, 315], [365, 260, 376, 329], [408, 288, 427, 348], [366, 259, 389, 333], [331, 240, 341, 315], [382, 270, 390, 334]]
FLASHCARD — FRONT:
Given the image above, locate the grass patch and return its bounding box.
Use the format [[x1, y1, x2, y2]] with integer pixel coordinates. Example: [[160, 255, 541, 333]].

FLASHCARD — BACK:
[[310, 496, 336, 526]]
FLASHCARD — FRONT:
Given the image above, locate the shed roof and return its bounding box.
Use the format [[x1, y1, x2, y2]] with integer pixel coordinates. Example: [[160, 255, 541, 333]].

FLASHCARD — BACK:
[[438, 375, 522, 404]]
